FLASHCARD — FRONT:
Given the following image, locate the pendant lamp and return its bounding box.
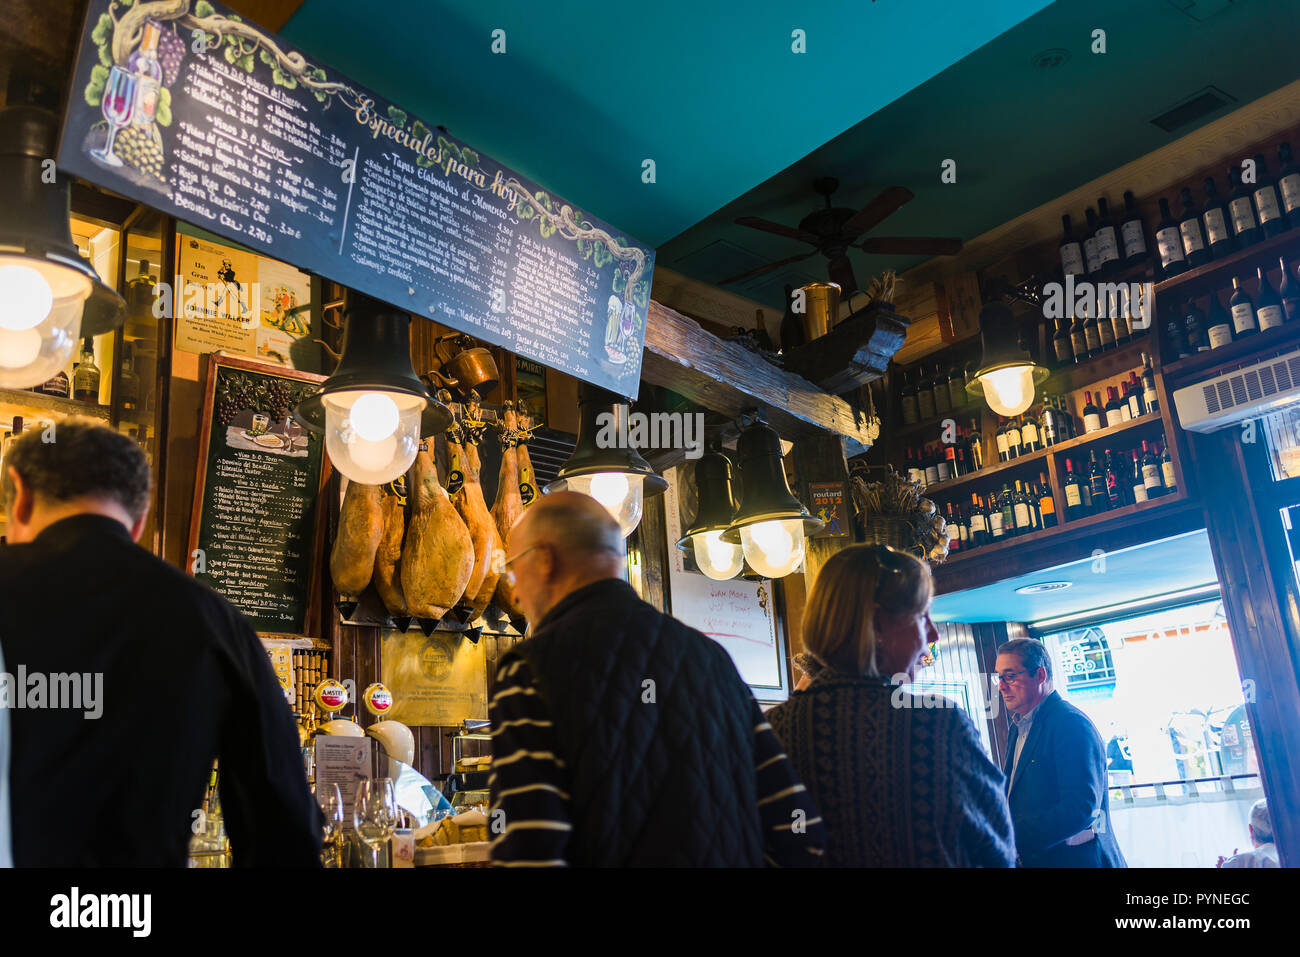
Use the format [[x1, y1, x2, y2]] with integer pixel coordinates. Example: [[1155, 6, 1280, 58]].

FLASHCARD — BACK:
[[0, 106, 125, 387], [294, 292, 450, 484], [965, 299, 1048, 417], [674, 449, 744, 581]]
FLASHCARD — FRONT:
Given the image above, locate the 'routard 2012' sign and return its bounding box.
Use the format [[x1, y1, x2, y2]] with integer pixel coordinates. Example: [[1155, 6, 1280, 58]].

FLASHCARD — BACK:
[[58, 0, 654, 397]]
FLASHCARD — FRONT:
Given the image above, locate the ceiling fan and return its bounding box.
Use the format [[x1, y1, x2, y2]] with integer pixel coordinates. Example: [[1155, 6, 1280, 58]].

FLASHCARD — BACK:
[[720, 176, 963, 293]]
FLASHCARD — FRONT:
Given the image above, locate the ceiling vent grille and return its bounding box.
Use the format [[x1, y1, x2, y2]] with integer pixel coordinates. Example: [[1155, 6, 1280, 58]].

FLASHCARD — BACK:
[[1174, 348, 1300, 432], [1150, 86, 1235, 133]]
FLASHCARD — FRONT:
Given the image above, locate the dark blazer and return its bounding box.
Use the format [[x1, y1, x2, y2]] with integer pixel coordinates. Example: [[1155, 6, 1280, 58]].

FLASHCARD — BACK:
[[1004, 691, 1126, 867]]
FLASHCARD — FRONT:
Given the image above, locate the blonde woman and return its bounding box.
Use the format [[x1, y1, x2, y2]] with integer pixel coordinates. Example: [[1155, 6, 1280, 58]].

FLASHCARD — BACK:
[[766, 545, 1015, 867]]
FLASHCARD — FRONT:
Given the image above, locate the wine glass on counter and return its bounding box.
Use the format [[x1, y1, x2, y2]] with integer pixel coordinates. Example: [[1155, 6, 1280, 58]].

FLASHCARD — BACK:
[[315, 782, 344, 868], [354, 777, 397, 868]]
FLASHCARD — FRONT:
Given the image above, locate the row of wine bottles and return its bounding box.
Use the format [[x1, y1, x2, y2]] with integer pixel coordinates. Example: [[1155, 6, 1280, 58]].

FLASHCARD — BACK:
[[1060, 141, 1300, 282], [1162, 258, 1300, 358], [1048, 296, 1150, 368], [897, 360, 977, 426], [945, 438, 1177, 552]]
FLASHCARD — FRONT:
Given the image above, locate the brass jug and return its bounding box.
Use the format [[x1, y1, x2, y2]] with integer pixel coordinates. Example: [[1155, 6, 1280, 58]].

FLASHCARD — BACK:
[[427, 334, 499, 396], [798, 282, 842, 341]]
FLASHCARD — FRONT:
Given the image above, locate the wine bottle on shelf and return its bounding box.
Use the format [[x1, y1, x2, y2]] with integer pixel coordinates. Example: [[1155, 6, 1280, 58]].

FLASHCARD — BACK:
[[1052, 317, 1074, 367], [1103, 387, 1124, 428], [1103, 450, 1124, 509], [967, 418, 984, 472], [1141, 354, 1159, 414], [1000, 484, 1016, 537], [1063, 459, 1087, 522], [1069, 308, 1089, 363], [995, 417, 1010, 463], [1120, 190, 1149, 264], [1082, 299, 1101, 357], [904, 447, 919, 485], [938, 441, 955, 482], [954, 435, 970, 478], [923, 445, 940, 486], [946, 502, 962, 554], [1228, 167, 1262, 248], [1201, 176, 1234, 259], [1041, 398, 1062, 447], [1021, 409, 1041, 453], [1256, 266, 1286, 332], [72, 337, 100, 403], [1229, 277, 1259, 339], [1082, 390, 1103, 434], [1119, 380, 1133, 422], [917, 366, 936, 420], [1088, 451, 1110, 513], [1155, 197, 1189, 279], [1130, 450, 1149, 504], [1252, 153, 1286, 239], [1029, 480, 1042, 531], [1127, 372, 1146, 419], [1205, 293, 1234, 350], [1278, 143, 1300, 227], [1160, 443, 1177, 492], [969, 493, 989, 547], [1281, 257, 1300, 323], [1083, 208, 1103, 276], [899, 368, 918, 425], [934, 366, 952, 417], [1004, 416, 1022, 459], [1012, 481, 1033, 534], [1096, 296, 1116, 351], [1095, 197, 1121, 274], [985, 490, 1002, 541], [1059, 214, 1086, 278], [1038, 472, 1059, 529], [1110, 286, 1131, 346], [1141, 440, 1163, 499], [1177, 187, 1210, 268], [1164, 304, 1190, 360], [947, 362, 965, 410], [1183, 299, 1209, 353]]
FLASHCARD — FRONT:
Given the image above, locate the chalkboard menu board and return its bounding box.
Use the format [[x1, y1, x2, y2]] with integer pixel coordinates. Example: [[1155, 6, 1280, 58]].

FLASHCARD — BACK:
[[188, 353, 327, 636], [58, 0, 654, 397]]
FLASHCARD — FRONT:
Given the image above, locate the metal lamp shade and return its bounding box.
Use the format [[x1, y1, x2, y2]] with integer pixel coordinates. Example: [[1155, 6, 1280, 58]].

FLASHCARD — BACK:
[[0, 106, 124, 337], [964, 299, 1049, 401], [546, 382, 667, 495], [675, 450, 737, 550], [294, 292, 450, 436], [720, 418, 823, 543]]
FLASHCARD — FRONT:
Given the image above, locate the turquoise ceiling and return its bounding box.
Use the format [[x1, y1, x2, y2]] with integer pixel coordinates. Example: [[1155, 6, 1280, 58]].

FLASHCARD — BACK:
[[931, 529, 1221, 625], [280, 0, 1053, 249]]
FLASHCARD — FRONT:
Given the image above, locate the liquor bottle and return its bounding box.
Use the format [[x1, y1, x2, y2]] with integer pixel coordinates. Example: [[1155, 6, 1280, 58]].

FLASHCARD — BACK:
[[2, 417, 24, 465], [1120, 190, 1148, 264], [995, 417, 1009, 462], [1104, 386, 1124, 428], [1021, 409, 1041, 453], [1177, 187, 1210, 268], [1059, 214, 1085, 278], [1012, 480, 1033, 533], [1160, 443, 1177, 492], [923, 445, 940, 486], [1095, 198, 1121, 274], [917, 366, 936, 420], [1164, 305, 1190, 360], [1088, 451, 1110, 513], [118, 342, 139, 412], [1141, 354, 1159, 414], [1130, 283, 1150, 340], [1038, 472, 1059, 529], [1127, 372, 1146, 419], [1103, 450, 1124, 509], [1141, 440, 1163, 499], [1227, 167, 1261, 248], [933, 365, 952, 417], [967, 418, 984, 472], [1206, 293, 1234, 350], [954, 502, 968, 550], [128, 21, 163, 128], [1155, 197, 1188, 279], [1004, 416, 1022, 459], [1110, 286, 1131, 347], [1127, 450, 1148, 503], [1082, 390, 1103, 434], [1096, 296, 1116, 351], [1281, 257, 1300, 323], [988, 490, 1006, 541], [1083, 207, 1102, 276], [905, 446, 923, 485], [969, 492, 989, 547], [1278, 143, 1300, 227], [1183, 299, 1209, 353], [1029, 480, 1042, 531], [1118, 380, 1133, 422], [1252, 153, 1285, 238], [1000, 483, 1016, 537], [899, 367, 918, 425], [1228, 277, 1258, 339], [946, 502, 962, 554], [780, 284, 805, 353], [1256, 266, 1286, 332], [1041, 398, 1062, 447], [937, 442, 953, 483], [947, 361, 965, 411], [1201, 176, 1234, 259], [1082, 299, 1101, 357], [1063, 459, 1086, 521], [72, 337, 100, 403], [1052, 317, 1074, 367], [1069, 308, 1089, 363]]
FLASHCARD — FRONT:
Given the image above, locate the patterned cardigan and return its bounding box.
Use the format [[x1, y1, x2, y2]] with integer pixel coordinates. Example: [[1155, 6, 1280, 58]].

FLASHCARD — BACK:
[[766, 669, 1016, 867]]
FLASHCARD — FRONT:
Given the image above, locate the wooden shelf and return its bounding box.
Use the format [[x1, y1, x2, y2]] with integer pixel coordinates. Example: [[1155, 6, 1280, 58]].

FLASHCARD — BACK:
[[1152, 223, 1300, 302], [1159, 321, 1300, 384], [0, 389, 110, 423], [1042, 335, 1153, 395], [893, 399, 984, 439]]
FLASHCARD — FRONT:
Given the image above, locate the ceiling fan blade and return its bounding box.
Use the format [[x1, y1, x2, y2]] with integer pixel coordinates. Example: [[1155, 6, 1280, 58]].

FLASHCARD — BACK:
[[854, 236, 964, 256], [734, 216, 822, 245], [840, 186, 915, 237], [826, 254, 858, 295], [717, 250, 818, 285]]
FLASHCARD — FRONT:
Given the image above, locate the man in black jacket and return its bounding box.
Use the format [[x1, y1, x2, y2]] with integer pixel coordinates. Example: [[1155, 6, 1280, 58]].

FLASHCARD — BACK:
[[996, 638, 1126, 867], [0, 420, 319, 866], [488, 491, 825, 866]]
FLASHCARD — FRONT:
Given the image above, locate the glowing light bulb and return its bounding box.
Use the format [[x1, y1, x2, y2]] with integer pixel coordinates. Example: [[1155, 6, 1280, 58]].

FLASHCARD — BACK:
[[0, 327, 44, 369], [348, 434, 398, 474], [692, 529, 743, 580], [557, 472, 645, 536], [978, 365, 1036, 416], [0, 265, 53, 331], [589, 471, 630, 510], [740, 518, 806, 578], [349, 392, 400, 441]]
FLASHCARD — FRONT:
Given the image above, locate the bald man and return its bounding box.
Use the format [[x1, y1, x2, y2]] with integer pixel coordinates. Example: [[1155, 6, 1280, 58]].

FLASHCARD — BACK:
[[488, 491, 825, 867]]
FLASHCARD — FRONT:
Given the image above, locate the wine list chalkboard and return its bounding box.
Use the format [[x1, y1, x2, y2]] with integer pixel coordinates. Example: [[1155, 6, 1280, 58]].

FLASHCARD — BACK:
[[188, 353, 327, 637], [58, 0, 655, 398]]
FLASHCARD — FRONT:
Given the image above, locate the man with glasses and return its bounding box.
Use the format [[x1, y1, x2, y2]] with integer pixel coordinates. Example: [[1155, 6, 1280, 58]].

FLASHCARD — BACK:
[[995, 638, 1125, 867], [486, 491, 826, 867]]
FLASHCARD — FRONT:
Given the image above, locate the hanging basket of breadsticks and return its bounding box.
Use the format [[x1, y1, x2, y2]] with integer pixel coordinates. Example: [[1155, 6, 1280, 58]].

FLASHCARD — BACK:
[[849, 466, 948, 565]]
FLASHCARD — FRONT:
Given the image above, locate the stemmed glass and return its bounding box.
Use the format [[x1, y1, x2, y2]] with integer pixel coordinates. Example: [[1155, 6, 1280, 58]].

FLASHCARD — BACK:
[[93, 66, 137, 167], [315, 782, 343, 868], [353, 778, 397, 868]]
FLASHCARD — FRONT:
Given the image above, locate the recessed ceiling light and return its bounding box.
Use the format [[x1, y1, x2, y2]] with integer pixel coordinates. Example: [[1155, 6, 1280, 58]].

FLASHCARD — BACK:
[[1030, 48, 1070, 70], [1015, 581, 1072, 595]]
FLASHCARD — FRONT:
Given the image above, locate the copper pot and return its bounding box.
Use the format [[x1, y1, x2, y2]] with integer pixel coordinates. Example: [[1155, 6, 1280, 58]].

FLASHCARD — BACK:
[[427, 334, 499, 396]]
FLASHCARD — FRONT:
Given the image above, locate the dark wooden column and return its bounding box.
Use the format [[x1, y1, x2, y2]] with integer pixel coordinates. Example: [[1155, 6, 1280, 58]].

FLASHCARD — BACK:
[[790, 431, 853, 658]]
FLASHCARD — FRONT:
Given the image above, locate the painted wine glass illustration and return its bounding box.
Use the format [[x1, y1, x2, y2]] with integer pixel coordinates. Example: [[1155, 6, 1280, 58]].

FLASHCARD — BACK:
[[93, 66, 137, 167]]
